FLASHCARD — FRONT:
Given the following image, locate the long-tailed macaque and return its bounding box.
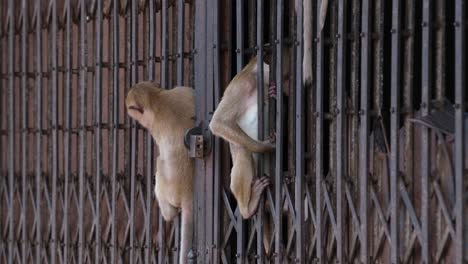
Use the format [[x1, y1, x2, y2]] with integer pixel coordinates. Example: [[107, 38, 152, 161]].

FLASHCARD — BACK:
[[126, 82, 194, 264], [209, 58, 275, 219]]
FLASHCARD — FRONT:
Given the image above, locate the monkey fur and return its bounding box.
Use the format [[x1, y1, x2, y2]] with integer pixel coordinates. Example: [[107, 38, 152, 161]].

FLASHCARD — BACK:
[[126, 81, 194, 264], [210, 58, 275, 219]]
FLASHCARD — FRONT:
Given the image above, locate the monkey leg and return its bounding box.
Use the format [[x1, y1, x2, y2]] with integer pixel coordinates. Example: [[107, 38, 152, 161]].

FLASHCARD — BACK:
[[230, 146, 270, 219], [179, 202, 193, 264], [158, 199, 179, 222]]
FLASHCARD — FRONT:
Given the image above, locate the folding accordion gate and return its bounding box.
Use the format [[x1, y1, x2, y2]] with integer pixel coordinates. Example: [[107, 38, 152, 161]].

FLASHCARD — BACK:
[[0, 0, 467, 263]]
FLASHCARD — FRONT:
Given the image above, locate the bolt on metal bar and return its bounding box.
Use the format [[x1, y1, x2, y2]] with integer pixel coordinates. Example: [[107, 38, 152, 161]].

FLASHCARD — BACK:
[[145, 0, 155, 262], [390, 0, 401, 262], [315, 0, 325, 262], [35, 0, 43, 262], [111, 0, 119, 262], [275, 0, 284, 262], [421, 0, 432, 262], [256, 0, 265, 262], [295, 0, 305, 262], [336, 0, 346, 261], [94, 0, 103, 262], [129, 0, 138, 262], [453, 0, 465, 262], [78, 0, 88, 262], [20, 0, 28, 262], [359, 0, 371, 262], [50, 0, 58, 263], [7, 0, 15, 263]]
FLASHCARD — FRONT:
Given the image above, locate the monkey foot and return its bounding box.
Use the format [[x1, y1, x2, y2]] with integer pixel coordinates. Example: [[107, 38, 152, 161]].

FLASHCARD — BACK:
[[243, 177, 270, 219]]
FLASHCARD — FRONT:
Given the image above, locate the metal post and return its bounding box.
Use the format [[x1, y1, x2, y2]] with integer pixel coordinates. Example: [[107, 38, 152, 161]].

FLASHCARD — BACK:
[[7, 0, 15, 263], [421, 1, 432, 263], [146, 0, 156, 262], [78, 0, 88, 262], [336, 0, 347, 261], [50, 0, 58, 262], [315, 0, 325, 262], [94, 0, 103, 262], [295, 0, 305, 262], [390, 0, 401, 262], [20, 0, 29, 262], [35, 0, 43, 262], [256, 0, 265, 262], [111, 1, 119, 262], [359, 0, 371, 262], [453, 0, 465, 262], [275, 0, 284, 262]]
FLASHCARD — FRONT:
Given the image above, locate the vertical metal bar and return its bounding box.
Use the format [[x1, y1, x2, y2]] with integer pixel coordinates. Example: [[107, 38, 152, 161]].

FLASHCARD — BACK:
[[275, 0, 284, 262], [111, 0, 119, 262], [205, 0, 215, 262], [193, 0, 208, 262], [402, 0, 415, 258], [315, 0, 324, 262], [78, 0, 87, 262], [236, 0, 244, 72], [235, 0, 245, 262], [7, 0, 15, 263], [295, 0, 305, 262], [20, 0, 28, 262], [50, 0, 58, 263], [349, 0, 360, 209], [176, 0, 184, 85], [63, 0, 72, 261], [434, 0, 446, 101], [162, 0, 169, 88], [35, 0, 43, 262], [212, 0, 221, 261], [95, 0, 103, 262], [336, 0, 346, 261], [453, 0, 465, 262], [129, 0, 138, 262], [146, 0, 155, 262], [159, 0, 169, 262], [256, 0, 265, 262], [390, 0, 401, 262], [359, 0, 371, 262], [421, 0, 432, 262]]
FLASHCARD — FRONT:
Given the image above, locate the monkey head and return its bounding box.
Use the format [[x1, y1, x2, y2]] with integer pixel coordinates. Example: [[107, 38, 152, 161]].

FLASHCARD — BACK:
[[125, 81, 162, 129]]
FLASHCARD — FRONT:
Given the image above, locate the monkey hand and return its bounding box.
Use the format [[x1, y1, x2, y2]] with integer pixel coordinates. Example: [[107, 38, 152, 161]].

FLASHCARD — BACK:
[[268, 83, 277, 99], [259, 132, 276, 152], [258, 140, 275, 152]]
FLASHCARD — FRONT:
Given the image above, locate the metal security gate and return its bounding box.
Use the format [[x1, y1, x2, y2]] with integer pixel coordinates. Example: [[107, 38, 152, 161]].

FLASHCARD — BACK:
[[1, 0, 467, 263]]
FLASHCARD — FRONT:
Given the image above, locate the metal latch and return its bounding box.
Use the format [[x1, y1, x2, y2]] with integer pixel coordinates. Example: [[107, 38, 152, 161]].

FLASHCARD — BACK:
[[184, 122, 211, 158]]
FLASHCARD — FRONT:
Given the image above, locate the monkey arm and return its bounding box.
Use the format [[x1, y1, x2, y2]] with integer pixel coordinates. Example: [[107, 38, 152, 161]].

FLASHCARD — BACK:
[[209, 119, 274, 153]]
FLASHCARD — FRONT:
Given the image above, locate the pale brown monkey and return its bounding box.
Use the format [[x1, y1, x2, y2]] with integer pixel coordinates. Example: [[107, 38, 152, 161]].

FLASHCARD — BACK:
[[126, 82, 194, 264], [209, 58, 275, 219]]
